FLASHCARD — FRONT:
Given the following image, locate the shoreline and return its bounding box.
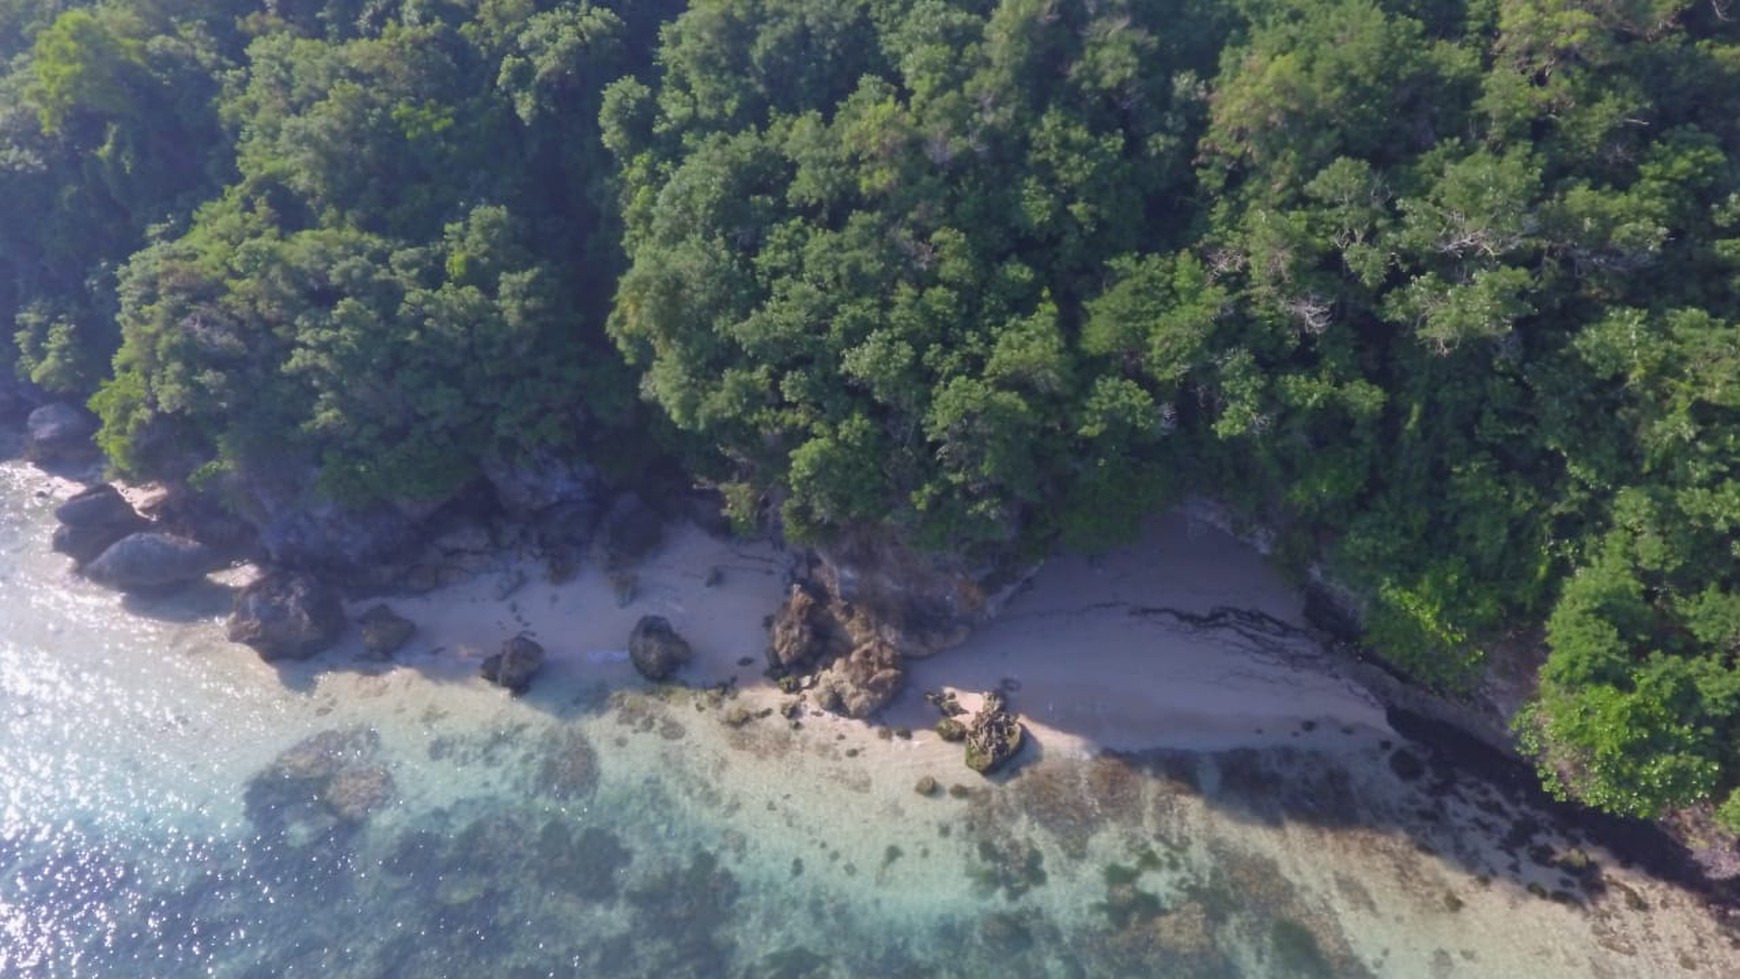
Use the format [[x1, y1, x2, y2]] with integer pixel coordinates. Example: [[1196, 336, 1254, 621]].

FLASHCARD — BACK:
[[11, 436, 1740, 922], [8, 452, 1740, 975]]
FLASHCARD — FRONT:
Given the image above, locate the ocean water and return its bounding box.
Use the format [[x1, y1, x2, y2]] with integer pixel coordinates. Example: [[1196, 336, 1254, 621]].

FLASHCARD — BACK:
[[2, 457, 1736, 979]]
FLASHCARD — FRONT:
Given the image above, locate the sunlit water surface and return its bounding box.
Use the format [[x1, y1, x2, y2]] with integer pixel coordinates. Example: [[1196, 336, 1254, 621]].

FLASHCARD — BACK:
[[1, 458, 1734, 979]]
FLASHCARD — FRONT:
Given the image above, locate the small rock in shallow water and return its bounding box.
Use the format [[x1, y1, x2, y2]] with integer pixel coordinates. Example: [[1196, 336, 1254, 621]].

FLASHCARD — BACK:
[[322, 764, 395, 821], [915, 775, 939, 796]]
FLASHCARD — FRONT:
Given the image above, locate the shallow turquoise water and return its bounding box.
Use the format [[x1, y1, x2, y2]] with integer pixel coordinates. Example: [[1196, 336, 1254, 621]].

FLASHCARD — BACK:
[[2, 459, 1734, 979]]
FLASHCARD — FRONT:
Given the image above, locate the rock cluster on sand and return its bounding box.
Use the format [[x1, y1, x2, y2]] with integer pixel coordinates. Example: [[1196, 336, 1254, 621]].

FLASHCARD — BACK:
[[51, 484, 148, 567], [761, 527, 1038, 718], [628, 615, 692, 681], [84, 531, 223, 592], [357, 603, 416, 657], [811, 638, 903, 717], [964, 691, 1026, 774], [923, 688, 1026, 774], [481, 633, 545, 692], [228, 572, 348, 660]]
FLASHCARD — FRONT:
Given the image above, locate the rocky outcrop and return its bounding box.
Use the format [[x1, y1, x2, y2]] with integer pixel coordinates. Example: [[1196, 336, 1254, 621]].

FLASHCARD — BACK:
[[482, 449, 599, 517], [806, 525, 1031, 658], [83, 531, 223, 592], [0, 373, 40, 423], [481, 633, 544, 692], [628, 615, 692, 681], [253, 495, 423, 575], [963, 691, 1026, 775], [600, 492, 663, 569], [357, 603, 415, 657], [228, 572, 348, 660], [52, 484, 148, 567], [768, 584, 844, 671], [23, 402, 96, 464], [812, 638, 903, 717], [767, 526, 1037, 718]]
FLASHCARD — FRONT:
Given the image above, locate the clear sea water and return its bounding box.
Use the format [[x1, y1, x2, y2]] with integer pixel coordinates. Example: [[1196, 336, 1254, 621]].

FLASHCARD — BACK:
[[2, 456, 1735, 979]]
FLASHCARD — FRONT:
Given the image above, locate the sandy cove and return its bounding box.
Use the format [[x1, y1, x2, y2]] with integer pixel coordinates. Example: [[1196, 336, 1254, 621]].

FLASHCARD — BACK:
[[338, 509, 1392, 762]]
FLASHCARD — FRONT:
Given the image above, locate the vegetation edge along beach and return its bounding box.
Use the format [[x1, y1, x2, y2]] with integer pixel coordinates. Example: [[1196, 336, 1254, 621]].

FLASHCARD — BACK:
[[3, 0, 1740, 903]]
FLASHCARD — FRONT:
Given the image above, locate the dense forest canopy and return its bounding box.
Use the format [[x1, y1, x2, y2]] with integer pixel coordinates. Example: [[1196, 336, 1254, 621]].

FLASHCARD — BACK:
[[4, 0, 1740, 827]]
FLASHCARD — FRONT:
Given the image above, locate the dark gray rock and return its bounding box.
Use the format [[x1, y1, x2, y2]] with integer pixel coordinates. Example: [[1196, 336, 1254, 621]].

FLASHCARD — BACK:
[[228, 572, 348, 660], [628, 615, 692, 681], [481, 633, 544, 692], [600, 493, 663, 568], [24, 402, 97, 463], [52, 484, 148, 566], [254, 497, 420, 573], [53, 483, 136, 528], [357, 603, 415, 657], [481, 450, 599, 517], [0, 373, 40, 423], [84, 531, 222, 592]]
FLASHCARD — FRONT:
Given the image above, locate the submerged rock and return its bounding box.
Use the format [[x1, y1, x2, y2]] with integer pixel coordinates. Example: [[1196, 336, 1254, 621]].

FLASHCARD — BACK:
[[84, 531, 222, 592], [357, 603, 416, 657], [322, 764, 395, 822], [228, 572, 348, 660], [628, 615, 692, 681], [481, 633, 544, 692], [529, 726, 600, 800], [536, 822, 632, 901], [51, 484, 148, 567], [964, 691, 1026, 775], [245, 727, 392, 834]]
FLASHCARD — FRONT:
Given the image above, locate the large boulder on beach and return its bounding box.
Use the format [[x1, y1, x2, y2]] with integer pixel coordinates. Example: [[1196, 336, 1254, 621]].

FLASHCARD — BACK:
[[481, 633, 545, 692], [52, 484, 149, 566], [357, 603, 416, 657], [228, 572, 348, 660], [812, 638, 904, 718], [83, 531, 222, 592], [23, 402, 97, 463], [628, 615, 692, 681], [964, 691, 1026, 775]]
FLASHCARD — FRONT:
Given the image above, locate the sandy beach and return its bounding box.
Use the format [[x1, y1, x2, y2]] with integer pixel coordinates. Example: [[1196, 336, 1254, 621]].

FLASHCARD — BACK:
[[347, 510, 1392, 763]]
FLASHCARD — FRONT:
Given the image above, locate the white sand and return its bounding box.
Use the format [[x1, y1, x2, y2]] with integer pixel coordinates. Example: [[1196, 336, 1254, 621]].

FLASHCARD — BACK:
[[883, 511, 1391, 754], [351, 510, 1389, 761]]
